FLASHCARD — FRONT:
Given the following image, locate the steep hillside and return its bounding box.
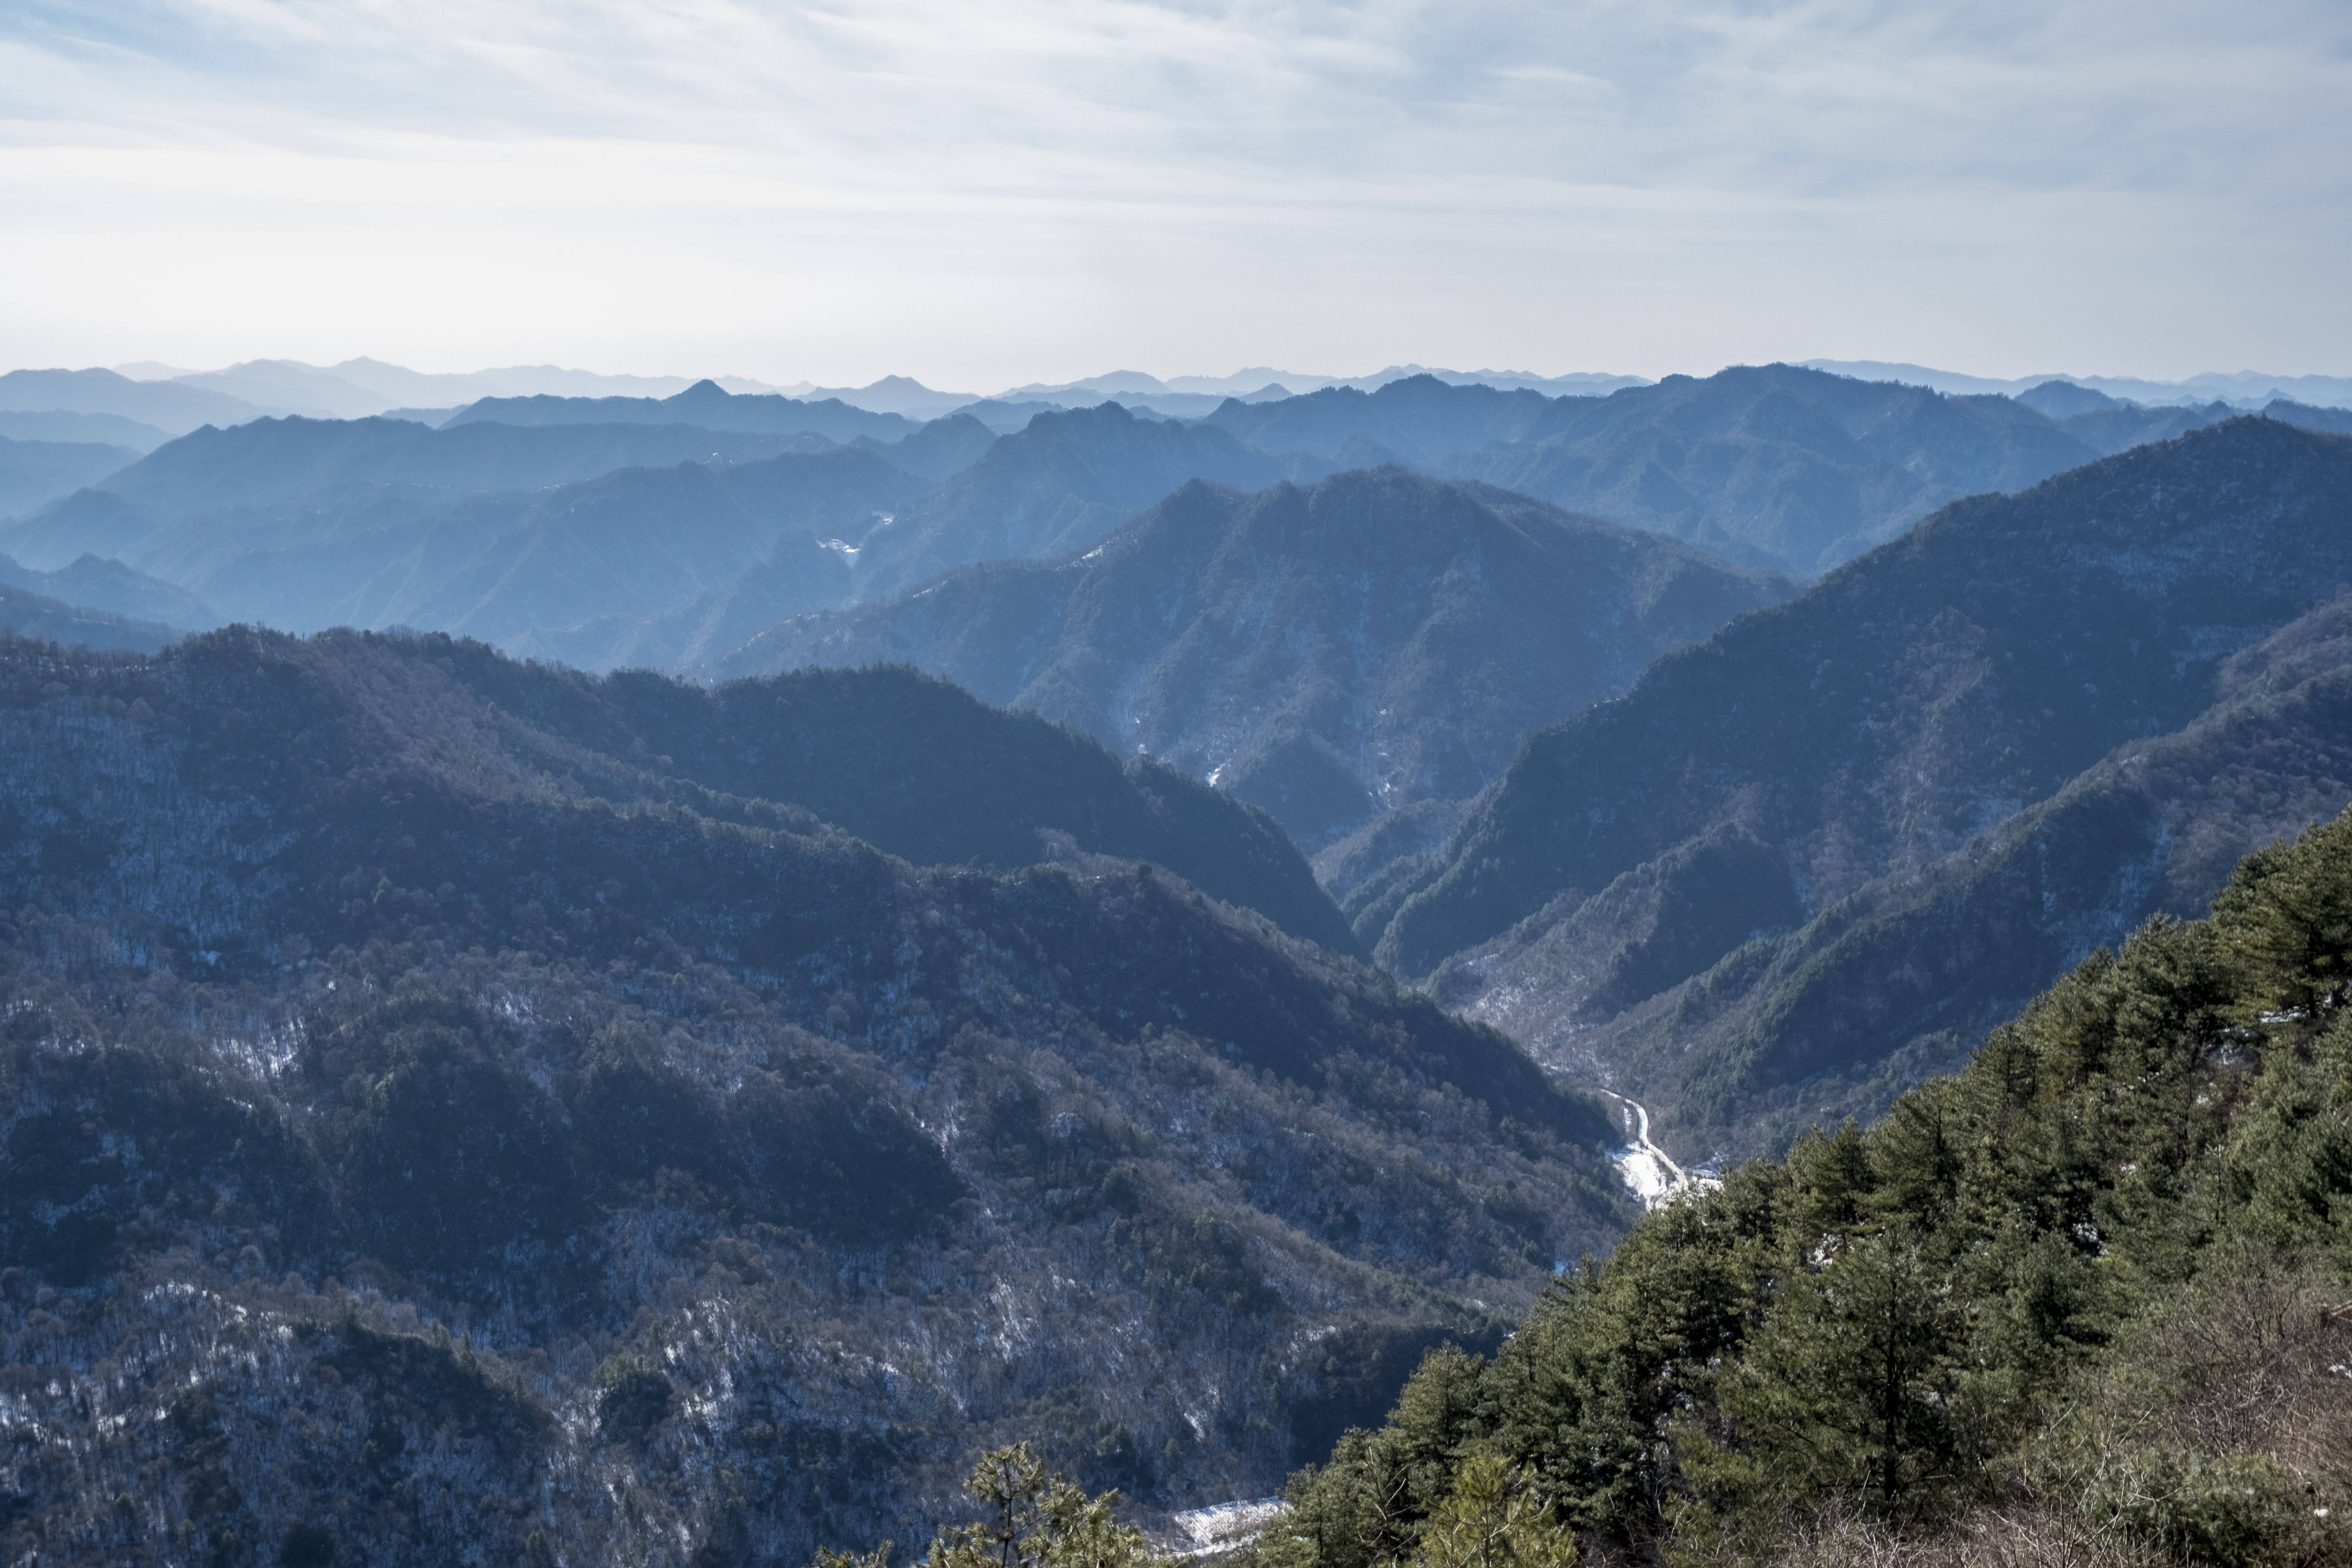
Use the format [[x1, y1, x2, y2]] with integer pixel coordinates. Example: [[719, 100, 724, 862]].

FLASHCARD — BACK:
[[244, 642, 1362, 953], [711, 469, 1794, 847], [0, 627, 1626, 1567], [446, 378, 920, 442], [844, 403, 1312, 601], [1455, 592, 2352, 1158], [1437, 363, 2100, 574], [1250, 807, 2352, 1568], [1370, 419, 2352, 1153]]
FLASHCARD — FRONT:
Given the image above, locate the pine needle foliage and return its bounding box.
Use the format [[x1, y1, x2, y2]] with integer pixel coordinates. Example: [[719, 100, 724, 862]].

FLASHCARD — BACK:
[[1251, 807, 2352, 1568], [806, 1445, 1149, 1568]]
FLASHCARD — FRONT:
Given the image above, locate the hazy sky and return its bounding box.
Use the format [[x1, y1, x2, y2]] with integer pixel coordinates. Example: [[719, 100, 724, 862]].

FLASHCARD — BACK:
[[3, 0, 2347, 387]]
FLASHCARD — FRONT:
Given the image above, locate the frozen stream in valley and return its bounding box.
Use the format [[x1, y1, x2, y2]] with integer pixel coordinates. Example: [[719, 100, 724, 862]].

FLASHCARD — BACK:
[[1593, 1090, 1712, 1210]]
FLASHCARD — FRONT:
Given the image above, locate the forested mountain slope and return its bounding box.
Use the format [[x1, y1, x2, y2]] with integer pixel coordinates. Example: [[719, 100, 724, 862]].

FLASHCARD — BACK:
[[710, 469, 1794, 848], [1367, 419, 2352, 1155], [1456, 590, 2352, 1159], [0, 628, 1626, 1567], [1252, 808, 2352, 1568], [300, 642, 1361, 952]]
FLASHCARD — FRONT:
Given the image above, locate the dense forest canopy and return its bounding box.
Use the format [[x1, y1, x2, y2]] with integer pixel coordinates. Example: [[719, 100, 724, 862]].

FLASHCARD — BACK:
[[1248, 808, 2352, 1568], [0, 626, 1628, 1567]]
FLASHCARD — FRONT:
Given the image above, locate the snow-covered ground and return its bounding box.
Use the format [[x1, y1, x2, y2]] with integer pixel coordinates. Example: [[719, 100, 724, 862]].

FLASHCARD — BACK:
[[1161, 1498, 1289, 1558], [1595, 1091, 1717, 1210]]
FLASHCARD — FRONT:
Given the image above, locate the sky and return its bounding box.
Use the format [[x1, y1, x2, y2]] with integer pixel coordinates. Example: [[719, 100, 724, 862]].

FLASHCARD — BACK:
[[2, 0, 2348, 388]]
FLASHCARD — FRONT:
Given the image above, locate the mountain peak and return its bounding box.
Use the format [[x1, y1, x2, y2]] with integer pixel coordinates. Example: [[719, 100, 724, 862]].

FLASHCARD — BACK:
[[716, 466, 1794, 846]]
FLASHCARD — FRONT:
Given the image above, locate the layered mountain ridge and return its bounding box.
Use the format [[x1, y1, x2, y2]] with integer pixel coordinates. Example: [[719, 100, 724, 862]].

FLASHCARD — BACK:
[[5, 365, 2328, 680], [1359, 417, 2352, 1158]]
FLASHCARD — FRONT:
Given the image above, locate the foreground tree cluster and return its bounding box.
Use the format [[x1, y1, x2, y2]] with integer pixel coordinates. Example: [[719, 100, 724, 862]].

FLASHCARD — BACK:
[[1249, 809, 2352, 1568]]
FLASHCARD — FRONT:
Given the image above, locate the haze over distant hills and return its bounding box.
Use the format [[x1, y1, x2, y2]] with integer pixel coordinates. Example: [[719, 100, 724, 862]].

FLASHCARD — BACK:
[[107, 358, 779, 418], [1204, 367, 2266, 574], [25, 352, 2338, 424], [4, 358, 2340, 681], [1802, 359, 2352, 410], [1432, 365, 2144, 574], [444, 381, 924, 443]]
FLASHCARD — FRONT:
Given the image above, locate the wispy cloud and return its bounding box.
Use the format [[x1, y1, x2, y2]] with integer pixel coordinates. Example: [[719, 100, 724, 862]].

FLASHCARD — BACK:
[[1, 0, 2345, 383]]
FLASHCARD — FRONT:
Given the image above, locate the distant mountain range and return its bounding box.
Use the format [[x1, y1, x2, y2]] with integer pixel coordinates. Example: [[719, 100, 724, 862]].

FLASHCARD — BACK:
[[22, 353, 2336, 425], [1353, 417, 2352, 1160], [1801, 359, 2352, 410], [40, 358, 1658, 429], [5, 361, 2337, 698], [444, 380, 924, 443], [107, 358, 774, 418], [49, 413, 854, 523], [1194, 368, 2293, 577], [712, 468, 1794, 849]]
